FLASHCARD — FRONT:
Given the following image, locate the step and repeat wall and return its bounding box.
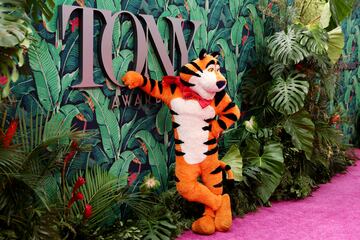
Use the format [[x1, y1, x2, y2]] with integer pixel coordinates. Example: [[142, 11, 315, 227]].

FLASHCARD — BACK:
[[12, 0, 259, 188]]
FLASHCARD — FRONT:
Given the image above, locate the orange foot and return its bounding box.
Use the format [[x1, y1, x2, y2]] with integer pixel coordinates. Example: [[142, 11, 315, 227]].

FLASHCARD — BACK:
[[214, 194, 232, 232], [191, 215, 215, 235]]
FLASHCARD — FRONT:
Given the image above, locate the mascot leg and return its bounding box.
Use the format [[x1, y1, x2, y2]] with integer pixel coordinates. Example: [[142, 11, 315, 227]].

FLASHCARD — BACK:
[[201, 159, 232, 232], [175, 158, 223, 235]]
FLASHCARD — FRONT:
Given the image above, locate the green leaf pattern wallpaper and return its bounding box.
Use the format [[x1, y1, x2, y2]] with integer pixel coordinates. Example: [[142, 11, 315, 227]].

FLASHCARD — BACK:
[[12, 0, 261, 189], [11, 0, 359, 190], [338, 0, 360, 145]]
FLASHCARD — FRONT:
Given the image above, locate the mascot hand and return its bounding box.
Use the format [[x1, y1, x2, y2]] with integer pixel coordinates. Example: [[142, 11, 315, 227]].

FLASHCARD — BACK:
[[122, 71, 144, 89]]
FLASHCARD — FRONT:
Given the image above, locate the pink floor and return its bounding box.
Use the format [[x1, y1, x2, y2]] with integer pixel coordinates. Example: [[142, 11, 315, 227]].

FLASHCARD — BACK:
[[178, 149, 360, 240]]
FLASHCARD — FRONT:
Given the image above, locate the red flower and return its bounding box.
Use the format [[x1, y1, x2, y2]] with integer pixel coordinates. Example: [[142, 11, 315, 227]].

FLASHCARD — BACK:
[[70, 140, 79, 150], [0, 75, 8, 86], [70, 17, 79, 32], [268, 2, 273, 9], [64, 150, 76, 165], [295, 63, 303, 71], [128, 172, 138, 186], [3, 120, 18, 148], [84, 204, 92, 219], [330, 114, 340, 124], [242, 35, 248, 46], [72, 176, 86, 194], [75, 192, 84, 200], [67, 192, 84, 208]]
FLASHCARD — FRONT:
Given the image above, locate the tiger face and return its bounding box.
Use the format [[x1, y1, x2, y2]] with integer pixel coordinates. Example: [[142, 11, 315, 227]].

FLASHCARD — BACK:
[[179, 49, 227, 100]]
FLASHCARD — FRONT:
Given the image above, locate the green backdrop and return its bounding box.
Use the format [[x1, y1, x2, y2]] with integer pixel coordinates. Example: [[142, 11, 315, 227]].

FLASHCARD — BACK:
[[12, 0, 261, 190], [338, 0, 360, 145], [11, 0, 359, 190]]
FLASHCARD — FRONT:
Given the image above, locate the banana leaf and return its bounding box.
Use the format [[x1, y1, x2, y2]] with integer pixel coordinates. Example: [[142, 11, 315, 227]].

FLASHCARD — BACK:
[[135, 130, 168, 191]]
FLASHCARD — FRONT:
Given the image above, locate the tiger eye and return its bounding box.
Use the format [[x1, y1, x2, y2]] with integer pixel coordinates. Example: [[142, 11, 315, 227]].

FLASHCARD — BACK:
[[208, 68, 214, 72]]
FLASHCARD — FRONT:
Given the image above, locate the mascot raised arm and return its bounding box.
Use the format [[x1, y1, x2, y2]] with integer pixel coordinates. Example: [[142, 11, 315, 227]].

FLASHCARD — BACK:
[[122, 49, 240, 235]]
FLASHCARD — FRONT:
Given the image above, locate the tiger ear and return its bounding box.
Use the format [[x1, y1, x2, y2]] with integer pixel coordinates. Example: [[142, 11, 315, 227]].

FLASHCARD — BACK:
[[211, 52, 220, 58], [199, 49, 207, 60]]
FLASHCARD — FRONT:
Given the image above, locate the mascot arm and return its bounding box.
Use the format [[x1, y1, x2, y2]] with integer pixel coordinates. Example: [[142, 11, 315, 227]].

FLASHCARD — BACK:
[[211, 92, 240, 137], [122, 71, 172, 103]]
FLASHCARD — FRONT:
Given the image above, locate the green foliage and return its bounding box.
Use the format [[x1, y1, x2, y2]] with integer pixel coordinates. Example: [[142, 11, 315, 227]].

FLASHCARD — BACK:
[[327, 26, 345, 64], [329, 0, 356, 24], [268, 73, 309, 115], [138, 205, 177, 240], [86, 89, 120, 160], [0, 0, 31, 48], [221, 145, 243, 181], [28, 33, 61, 111], [267, 27, 309, 65], [224, 0, 352, 219], [242, 140, 284, 203], [284, 110, 315, 160], [0, 0, 54, 97], [2, 0, 355, 238], [135, 130, 168, 191], [0, 110, 87, 239], [297, 24, 329, 55]]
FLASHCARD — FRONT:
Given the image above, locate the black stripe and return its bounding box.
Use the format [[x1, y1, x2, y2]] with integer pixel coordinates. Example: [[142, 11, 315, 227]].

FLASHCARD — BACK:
[[175, 150, 185, 156], [158, 82, 163, 94], [210, 166, 222, 174], [204, 146, 218, 155], [141, 75, 148, 87], [217, 119, 227, 130], [149, 78, 156, 91], [172, 122, 180, 128], [204, 138, 217, 145], [213, 182, 223, 188], [205, 117, 215, 123], [174, 139, 184, 144], [179, 65, 201, 78], [190, 61, 203, 73], [180, 79, 195, 87], [170, 109, 178, 115], [175, 176, 180, 182], [211, 51, 220, 57], [223, 102, 235, 112], [225, 165, 231, 171], [214, 90, 226, 106], [170, 84, 177, 94], [206, 60, 216, 68], [224, 113, 238, 121], [202, 125, 211, 131]]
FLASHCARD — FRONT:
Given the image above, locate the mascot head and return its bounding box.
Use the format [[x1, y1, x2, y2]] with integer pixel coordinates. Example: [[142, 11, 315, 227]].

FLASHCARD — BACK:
[[179, 49, 227, 100]]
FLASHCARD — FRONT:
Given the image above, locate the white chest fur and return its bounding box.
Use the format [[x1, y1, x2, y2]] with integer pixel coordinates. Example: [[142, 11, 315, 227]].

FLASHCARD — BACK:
[[170, 98, 216, 164]]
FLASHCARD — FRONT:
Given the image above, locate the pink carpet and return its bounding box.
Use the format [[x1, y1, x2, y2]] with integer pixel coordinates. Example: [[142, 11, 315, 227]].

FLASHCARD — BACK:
[[178, 149, 360, 240]]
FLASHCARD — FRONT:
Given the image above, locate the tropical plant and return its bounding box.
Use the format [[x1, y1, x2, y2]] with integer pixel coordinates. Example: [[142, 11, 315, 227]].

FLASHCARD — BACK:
[[0, 0, 54, 98], [268, 73, 309, 115], [267, 27, 309, 65], [222, 0, 353, 210]]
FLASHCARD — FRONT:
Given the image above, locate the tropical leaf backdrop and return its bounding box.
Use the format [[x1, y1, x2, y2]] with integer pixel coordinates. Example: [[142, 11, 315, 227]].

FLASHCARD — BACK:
[[337, 0, 360, 146], [10, 0, 358, 193], [11, 0, 265, 191]]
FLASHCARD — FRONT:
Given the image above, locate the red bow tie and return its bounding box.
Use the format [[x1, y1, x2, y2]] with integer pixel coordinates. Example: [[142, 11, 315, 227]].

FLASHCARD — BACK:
[[162, 76, 212, 108]]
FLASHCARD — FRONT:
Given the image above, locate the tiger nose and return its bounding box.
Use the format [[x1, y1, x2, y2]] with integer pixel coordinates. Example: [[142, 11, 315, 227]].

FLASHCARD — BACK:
[[216, 81, 226, 89]]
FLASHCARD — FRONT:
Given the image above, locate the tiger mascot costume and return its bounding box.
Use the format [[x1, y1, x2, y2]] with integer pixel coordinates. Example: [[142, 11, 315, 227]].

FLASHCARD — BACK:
[[122, 49, 240, 235]]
